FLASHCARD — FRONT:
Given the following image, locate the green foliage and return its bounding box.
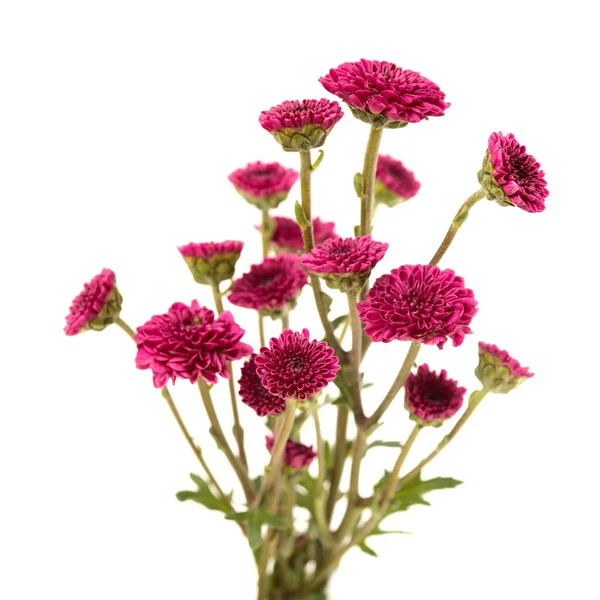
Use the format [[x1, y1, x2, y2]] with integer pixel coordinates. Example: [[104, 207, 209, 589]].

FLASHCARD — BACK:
[[312, 150, 325, 170], [294, 201, 309, 229], [175, 473, 232, 513], [358, 527, 409, 558], [366, 440, 403, 451], [225, 508, 290, 551], [330, 314, 348, 330], [353, 172, 363, 197]]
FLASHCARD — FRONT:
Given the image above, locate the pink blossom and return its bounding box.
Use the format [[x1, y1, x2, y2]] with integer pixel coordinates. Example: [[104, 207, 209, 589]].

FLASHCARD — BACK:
[[476, 342, 534, 393], [270, 216, 338, 254], [375, 155, 421, 205], [134, 301, 252, 388], [254, 329, 340, 401], [357, 265, 477, 348], [178, 241, 243, 285], [266, 436, 316, 469], [238, 354, 286, 417]]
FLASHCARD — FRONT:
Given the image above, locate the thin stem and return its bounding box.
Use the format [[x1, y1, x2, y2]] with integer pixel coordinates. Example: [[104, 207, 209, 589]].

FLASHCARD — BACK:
[[307, 425, 421, 592], [309, 400, 332, 544], [326, 405, 349, 522], [360, 126, 384, 237], [258, 314, 266, 348], [334, 430, 366, 543], [261, 209, 271, 258], [210, 281, 248, 470], [255, 399, 297, 507], [364, 342, 421, 430], [429, 188, 485, 266], [347, 291, 365, 424], [397, 389, 488, 487], [114, 318, 231, 509], [115, 317, 136, 340], [281, 313, 290, 331], [197, 378, 255, 503], [257, 475, 282, 599]]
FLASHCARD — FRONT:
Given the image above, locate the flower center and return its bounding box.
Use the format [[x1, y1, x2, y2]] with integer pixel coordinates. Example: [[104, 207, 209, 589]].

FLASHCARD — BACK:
[[286, 356, 308, 373]]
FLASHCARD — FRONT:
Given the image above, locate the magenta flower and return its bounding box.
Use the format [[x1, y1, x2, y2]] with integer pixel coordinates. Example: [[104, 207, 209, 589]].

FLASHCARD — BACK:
[[270, 216, 338, 254], [238, 354, 286, 417], [266, 435, 316, 469], [478, 132, 548, 213], [476, 342, 534, 394], [405, 364, 466, 427], [64, 268, 122, 336], [357, 265, 477, 348], [228, 161, 299, 210], [254, 329, 340, 401], [134, 301, 252, 388], [228, 255, 308, 318], [259, 99, 344, 151], [375, 155, 421, 206], [178, 240, 244, 285], [319, 59, 449, 129], [301, 235, 389, 292]]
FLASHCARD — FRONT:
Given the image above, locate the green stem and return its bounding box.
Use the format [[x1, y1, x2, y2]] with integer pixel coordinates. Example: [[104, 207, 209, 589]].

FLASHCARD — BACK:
[[397, 389, 488, 487], [197, 378, 255, 503], [309, 401, 332, 544], [210, 281, 248, 470], [257, 474, 282, 599], [364, 342, 420, 430], [360, 126, 384, 237], [326, 405, 349, 522], [429, 188, 485, 266], [261, 209, 271, 258], [255, 399, 297, 507], [281, 313, 290, 331], [258, 314, 266, 348], [114, 318, 232, 510], [347, 291, 365, 424]]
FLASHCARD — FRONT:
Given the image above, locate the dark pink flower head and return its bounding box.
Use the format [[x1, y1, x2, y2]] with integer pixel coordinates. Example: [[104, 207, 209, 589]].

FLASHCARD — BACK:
[[357, 264, 477, 349], [476, 342, 534, 394], [259, 99, 344, 151], [375, 155, 421, 206], [270, 216, 338, 254], [228, 254, 308, 318], [301, 236, 389, 292], [134, 301, 252, 388], [238, 354, 286, 417], [478, 132, 548, 213], [178, 240, 244, 285], [228, 161, 298, 210], [319, 59, 449, 129], [254, 329, 340, 401], [405, 364, 466, 427], [266, 436, 316, 469], [64, 268, 122, 336]]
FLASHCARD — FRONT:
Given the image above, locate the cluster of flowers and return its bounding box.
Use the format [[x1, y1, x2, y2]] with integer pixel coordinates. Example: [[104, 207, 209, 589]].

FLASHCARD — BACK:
[[65, 58, 544, 469]]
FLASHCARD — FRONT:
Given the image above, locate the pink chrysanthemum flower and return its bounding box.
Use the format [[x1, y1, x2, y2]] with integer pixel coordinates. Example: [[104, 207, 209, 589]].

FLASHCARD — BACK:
[[238, 354, 286, 417], [478, 132, 548, 213], [254, 329, 340, 401], [64, 268, 122, 336], [228, 161, 299, 211], [476, 342, 534, 394], [270, 216, 338, 254], [178, 240, 243, 285], [301, 235, 389, 292], [259, 99, 344, 151], [134, 301, 252, 388], [375, 155, 421, 207], [228, 255, 308, 319], [405, 364, 466, 427], [357, 265, 477, 348], [266, 435, 316, 469], [319, 59, 449, 129]]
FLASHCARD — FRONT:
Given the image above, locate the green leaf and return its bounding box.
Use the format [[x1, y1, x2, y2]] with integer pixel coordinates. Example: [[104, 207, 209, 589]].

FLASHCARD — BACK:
[[330, 314, 348, 330], [353, 172, 363, 198], [312, 150, 325, 170], [358, 540, 378, 557], [321, 292, 333, 315], [295, 201, 309, 228], [175, 473, 232, 513], [388, 473, 463, 514], [247, 515, 262, 551], [367, 440, 403, 451]]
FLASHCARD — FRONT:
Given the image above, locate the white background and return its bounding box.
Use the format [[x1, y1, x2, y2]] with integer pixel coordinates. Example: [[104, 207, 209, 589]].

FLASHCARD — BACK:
[[1, 1, 598, 598]]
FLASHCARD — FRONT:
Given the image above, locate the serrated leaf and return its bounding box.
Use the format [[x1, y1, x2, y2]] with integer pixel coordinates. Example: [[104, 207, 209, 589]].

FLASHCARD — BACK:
[[176, 473, 231, 513], [388, 473, 463, 514], [358, 540, 378, 557], [367, 440, 403, 451]]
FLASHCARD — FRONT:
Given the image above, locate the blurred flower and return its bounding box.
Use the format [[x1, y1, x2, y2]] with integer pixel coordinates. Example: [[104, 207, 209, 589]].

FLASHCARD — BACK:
[[64, 268, 122, 335], [320, 58, 449, 128], [266, 435, 316, 469], [476, 342, 534, 393], [134, 301, 252, 388], [254, 329, 340, 401], [478, 132, 548, 213], [375, 155, 421, 206], [269, 216, 337, 254], [259, 98, 343, 151], [357, 264, 477, 348]]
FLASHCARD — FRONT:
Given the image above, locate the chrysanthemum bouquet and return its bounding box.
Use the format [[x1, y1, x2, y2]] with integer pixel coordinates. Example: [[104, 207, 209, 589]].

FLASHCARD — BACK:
[[64, 59, 546, 599]]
